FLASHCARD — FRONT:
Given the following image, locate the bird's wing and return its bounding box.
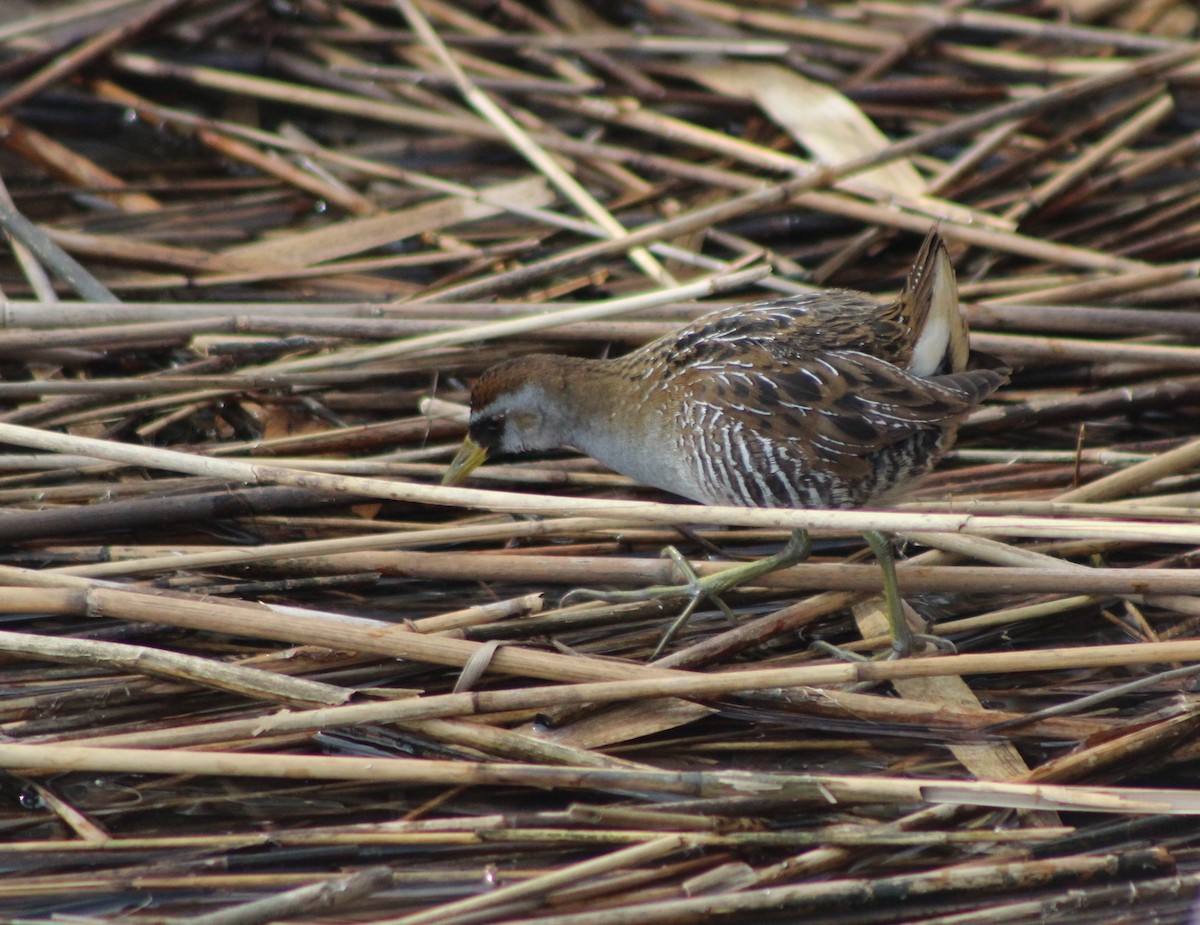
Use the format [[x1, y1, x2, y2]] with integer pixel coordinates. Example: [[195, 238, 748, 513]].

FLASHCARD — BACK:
[[683, 345, 995, 478], [648, 294, 904, 369]]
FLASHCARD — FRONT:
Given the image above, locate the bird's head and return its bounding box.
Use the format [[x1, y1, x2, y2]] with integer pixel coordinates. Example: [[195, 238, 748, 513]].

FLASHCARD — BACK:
[[442, 356, 571, 486]]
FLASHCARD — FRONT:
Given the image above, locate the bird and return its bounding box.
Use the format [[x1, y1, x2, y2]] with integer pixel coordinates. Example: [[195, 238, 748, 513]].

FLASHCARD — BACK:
[[443, 230, 1007, 657]]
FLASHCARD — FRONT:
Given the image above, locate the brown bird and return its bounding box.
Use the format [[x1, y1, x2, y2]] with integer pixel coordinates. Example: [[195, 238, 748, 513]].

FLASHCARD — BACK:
[[444, 231, 1007, 657]]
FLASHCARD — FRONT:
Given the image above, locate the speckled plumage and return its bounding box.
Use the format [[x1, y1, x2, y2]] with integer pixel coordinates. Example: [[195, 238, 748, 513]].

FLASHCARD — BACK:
[[451, 232, 1007, 510]]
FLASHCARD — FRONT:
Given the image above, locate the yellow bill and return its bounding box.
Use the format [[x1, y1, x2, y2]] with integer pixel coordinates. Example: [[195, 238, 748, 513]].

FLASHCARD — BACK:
[[442, 436, 488, 486]]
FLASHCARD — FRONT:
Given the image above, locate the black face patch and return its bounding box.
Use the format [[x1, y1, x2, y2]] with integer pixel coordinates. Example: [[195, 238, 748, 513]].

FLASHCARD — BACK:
[[469, 412, 507, 449]]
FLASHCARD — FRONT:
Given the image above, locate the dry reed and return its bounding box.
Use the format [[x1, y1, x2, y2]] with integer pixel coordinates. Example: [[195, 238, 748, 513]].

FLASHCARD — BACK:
[[0, 1, 1199, 922]]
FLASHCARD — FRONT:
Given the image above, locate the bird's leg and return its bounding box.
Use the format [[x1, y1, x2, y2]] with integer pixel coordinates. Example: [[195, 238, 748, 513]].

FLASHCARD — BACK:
[[563, 530, 812, 657], [861, 530, 955, 658]]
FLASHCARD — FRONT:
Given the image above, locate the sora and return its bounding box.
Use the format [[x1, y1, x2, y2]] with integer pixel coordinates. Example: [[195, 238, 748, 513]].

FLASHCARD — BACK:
[[444, 231, 1007, 657]]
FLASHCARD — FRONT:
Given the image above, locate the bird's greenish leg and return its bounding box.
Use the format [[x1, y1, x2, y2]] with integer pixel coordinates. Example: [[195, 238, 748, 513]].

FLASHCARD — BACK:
[[862, 529, 955, 658], [563, 530, 812, 658]]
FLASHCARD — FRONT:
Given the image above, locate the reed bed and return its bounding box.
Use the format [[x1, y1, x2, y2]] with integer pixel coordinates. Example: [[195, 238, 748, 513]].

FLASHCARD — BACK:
[[2, 0, 1200, 921]]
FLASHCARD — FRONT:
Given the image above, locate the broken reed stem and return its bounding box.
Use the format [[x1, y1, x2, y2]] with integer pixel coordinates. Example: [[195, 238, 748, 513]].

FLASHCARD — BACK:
[[182, 867, 396, 925], [0, 420, 1193, 543], [0, 741, 1196, 815], [379, 836, 687, 925], [395, 0, 673, 287], [5, 4, 1200, 914], [263, 264, 768, 373], [0, 629, 352, 707], [44, 550, 1200, 596], [4, 565, 1200, 698]]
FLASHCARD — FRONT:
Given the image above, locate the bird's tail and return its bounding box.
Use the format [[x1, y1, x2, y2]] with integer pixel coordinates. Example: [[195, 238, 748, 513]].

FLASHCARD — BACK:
[[901, 229, 970, 377]]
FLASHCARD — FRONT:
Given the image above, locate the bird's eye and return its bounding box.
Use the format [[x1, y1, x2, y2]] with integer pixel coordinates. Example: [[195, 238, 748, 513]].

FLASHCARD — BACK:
[[470, 412, 507, 448]]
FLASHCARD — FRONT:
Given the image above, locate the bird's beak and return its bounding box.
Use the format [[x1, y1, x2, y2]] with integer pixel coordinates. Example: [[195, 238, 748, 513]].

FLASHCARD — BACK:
[[443, 436, 488, 486]]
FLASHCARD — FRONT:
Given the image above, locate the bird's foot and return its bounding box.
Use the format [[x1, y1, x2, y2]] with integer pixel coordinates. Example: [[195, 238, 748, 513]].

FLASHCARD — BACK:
[[563, 530, 812, 659], [889, 630, 957, 659], [559, 545, 718, 609], [810, 629, 955, 664], [808, 639, 871, 662]]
